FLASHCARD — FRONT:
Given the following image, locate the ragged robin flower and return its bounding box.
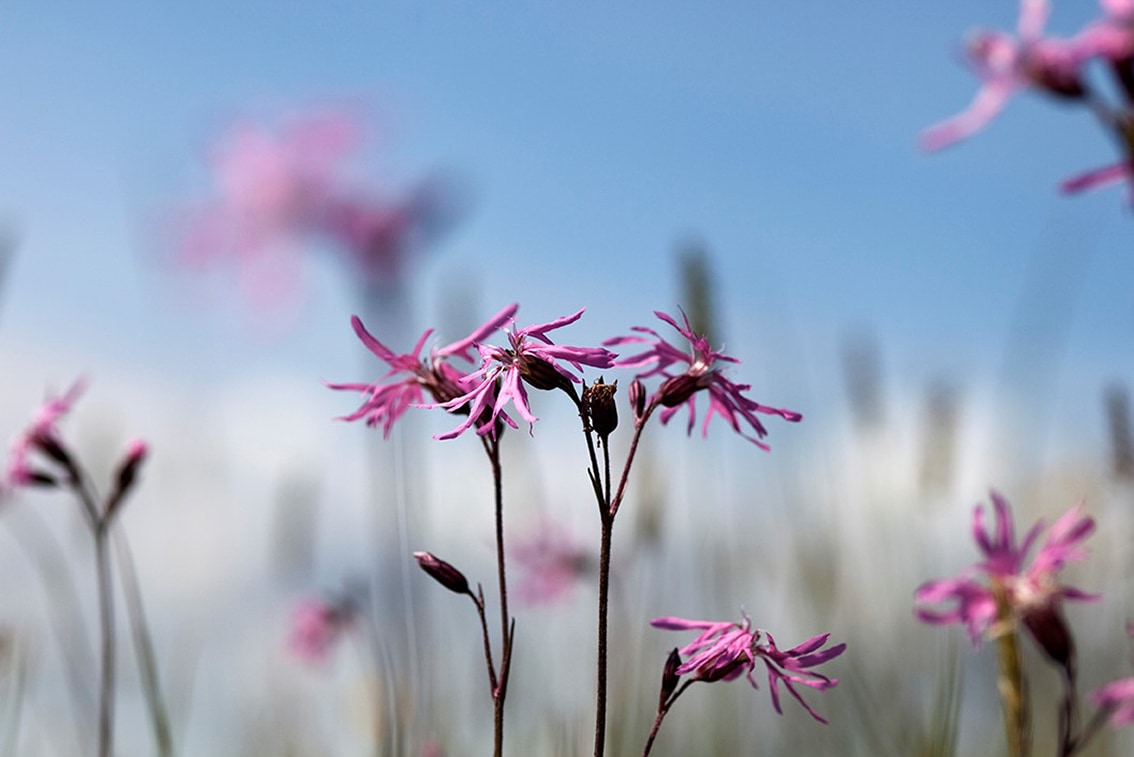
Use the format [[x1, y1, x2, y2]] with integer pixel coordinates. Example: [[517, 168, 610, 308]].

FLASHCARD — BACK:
[[606, 309, 800, 449], [433, 308, 616, 440], [6, 378, 87, 488], [915, 490, 1097, 663], [650, 613, 846, 723], [327, 304, 518, 438]]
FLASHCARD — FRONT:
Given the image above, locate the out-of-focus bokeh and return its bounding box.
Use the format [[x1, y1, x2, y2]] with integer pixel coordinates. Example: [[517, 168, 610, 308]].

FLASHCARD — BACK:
[[1, 3, 1133, 754]]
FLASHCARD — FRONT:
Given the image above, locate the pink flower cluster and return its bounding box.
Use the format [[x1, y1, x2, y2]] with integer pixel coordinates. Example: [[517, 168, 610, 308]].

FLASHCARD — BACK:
[[5, 378, 86, 488], [925, 0, 1134, 193], [332, 305, 800, 449]]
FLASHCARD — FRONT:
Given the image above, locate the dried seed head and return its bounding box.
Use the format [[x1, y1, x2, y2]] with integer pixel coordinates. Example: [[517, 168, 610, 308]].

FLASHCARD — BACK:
[[583, 377, 619, 437]]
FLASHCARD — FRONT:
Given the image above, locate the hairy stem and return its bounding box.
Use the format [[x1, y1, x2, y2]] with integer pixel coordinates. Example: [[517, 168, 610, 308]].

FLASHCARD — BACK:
[[94, 523, 115, 757]]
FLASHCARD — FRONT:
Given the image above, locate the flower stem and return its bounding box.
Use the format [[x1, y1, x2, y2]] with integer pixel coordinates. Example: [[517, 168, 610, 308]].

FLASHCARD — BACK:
[[641, 681, 693, 757], [593, 511, 612, 757], [993, 585, 1029, 757], [94, 522, 116, 757], [482, 437, 510, 757], [112, 528, 173, 756]]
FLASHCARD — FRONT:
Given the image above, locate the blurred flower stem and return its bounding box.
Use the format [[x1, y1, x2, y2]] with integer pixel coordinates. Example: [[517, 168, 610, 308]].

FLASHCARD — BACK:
[[112, 528, 173, 756], [993, 583, 1030, 757]]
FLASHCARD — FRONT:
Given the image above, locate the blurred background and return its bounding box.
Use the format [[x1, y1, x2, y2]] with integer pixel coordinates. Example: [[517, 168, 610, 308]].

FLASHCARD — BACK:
[[1, 2, 1134, 754]]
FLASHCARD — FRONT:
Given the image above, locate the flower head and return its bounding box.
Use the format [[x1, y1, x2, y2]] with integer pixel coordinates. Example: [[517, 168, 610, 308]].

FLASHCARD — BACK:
[[606, 310, 800, 449], [921, 0, 1088, 151], [327, 304, 518, 438], [434, 309, 617, 440], [6, 378, 86, 488], [288, 595, 357, 663], [915, 491, 1098, 651], [510, 516, 593, 606], [651, 614, 845, 723]]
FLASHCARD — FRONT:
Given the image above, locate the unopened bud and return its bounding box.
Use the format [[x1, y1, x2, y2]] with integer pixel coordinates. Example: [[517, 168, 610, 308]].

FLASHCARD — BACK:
[[518, 355, 572, 393], [414, 551, 471, 595], [583, 378, 618, 437], [114, 439, 149, 494], [629, 379, 647, 421], [32, 432, 76, 475], [1024, 605, 1076, 671], [658, 648, 682, 711], [657, 374, 702, 407]]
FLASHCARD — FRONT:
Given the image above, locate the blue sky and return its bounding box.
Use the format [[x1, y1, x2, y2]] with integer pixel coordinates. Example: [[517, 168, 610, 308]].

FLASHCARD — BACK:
[[0, 2, 1131, 463]]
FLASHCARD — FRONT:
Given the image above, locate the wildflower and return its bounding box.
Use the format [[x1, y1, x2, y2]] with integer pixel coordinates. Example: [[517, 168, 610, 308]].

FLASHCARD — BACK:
[[288, 596, 356, 663], [921, 0, 1088, 151], [510, 516, 593, 605], [582, 377, 619, 438], [434, 309, 616, 440], [650, 614, 845, 723], [323, 176, 457, 291], [174, 109, 360, 306], [915, 491, 1098, 655], [606, 310, 800, 449], [1093, 677, 1134, 727], [327, 304, 518, 438], [6, 378, 86, 488]]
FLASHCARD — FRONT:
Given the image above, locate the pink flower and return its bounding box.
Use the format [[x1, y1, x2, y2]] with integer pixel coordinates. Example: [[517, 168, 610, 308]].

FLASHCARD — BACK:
[[175, 109, 360, 307], [6, 378, 86, 487], [510, 517, 593, 605], [327, 304, 518, 438], [921, 0, 1088, 151], [434, 309, 617, 440], [606, 310, 800, 450], [323, 176, 456, 291], [651, 614, 846, 723], [288, 597, 356, 663], [915, 491, 1098, 650], [1092, 678, 1134, 728]]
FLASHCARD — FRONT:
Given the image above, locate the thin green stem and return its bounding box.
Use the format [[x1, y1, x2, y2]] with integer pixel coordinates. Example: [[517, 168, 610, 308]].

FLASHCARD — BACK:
[[111, 528, 173, 756], [94, 523, 115, 757], [993, 584, 1029, 757]]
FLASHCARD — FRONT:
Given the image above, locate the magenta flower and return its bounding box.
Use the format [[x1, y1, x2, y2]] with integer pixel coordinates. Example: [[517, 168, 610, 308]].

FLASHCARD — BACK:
[[510, 516, 593, 606], [606, 310, 800, 450], [174, 109, 360, 306], [915, 491, 1098, 650], [1092, 678, 1134, 728], [651, 614, 845, 723], [434, 309, 617, 440], [921, 0, 1088, 151], [323, 177, 456, 291], [327, 304, 518, 438], [288, 596, 356, 663], [6, 378, 86, 487]]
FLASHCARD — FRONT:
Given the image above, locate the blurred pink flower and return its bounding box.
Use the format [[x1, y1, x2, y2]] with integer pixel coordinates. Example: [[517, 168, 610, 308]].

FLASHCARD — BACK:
[[288, 597, 356, 663], [434, 309, 617, 440], [510, 517, 593, 605], [921, 0, 1088, 151], [6, 378, 86, 488], [651, 614, 845, 723], [1092, 678, 1134, 728], [173, 107, 454, 308], [327, 303, 518, 438], [606, 310, 800, 449], [915, 491, 1097, 651]]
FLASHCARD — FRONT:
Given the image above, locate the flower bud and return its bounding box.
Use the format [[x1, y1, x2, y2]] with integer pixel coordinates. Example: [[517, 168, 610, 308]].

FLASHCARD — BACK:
[[583, 378, 618, 437], [629, 379, 647, 422], [114, 439, 149, 495], [1023, 605, 1076, 671], [414, 551, 471, 595], [658, 648, 682, 711], [657, 374, 701, 407], [32, 432, 76, 475], [518, 354, 572, 393]]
